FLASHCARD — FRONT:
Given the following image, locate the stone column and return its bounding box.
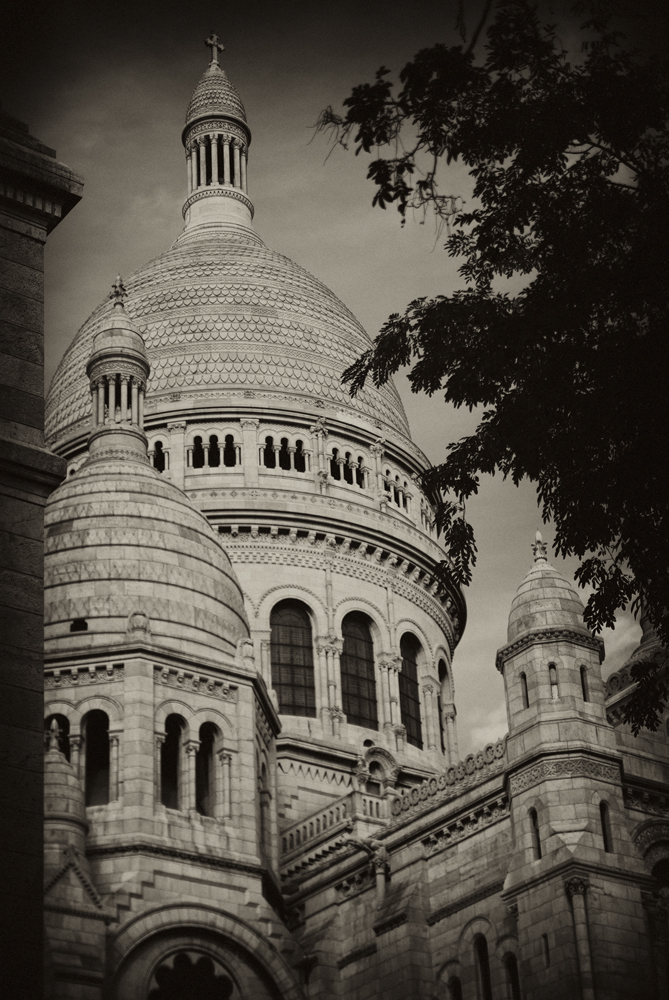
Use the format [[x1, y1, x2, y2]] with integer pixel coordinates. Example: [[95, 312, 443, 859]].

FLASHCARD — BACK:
[[565, 877, 595, 1000], [119, 375, 129, 422], [233, 142, 241, 188], [130, 377, 139, 425], [154, 733, 165, 806], [378, 660, 392, 728], [443, 702, 458, 764], [138, 384, 144, 428], [210, 133, 219, 184], [186, 149, 192, 193], [190, 144, 198, 189], [387, 656, 402, 725], [166, 422, 187, 490], [199, 139, 207, 187], [69, 735, 82, 780], [241, 151, 247, 192], [422, 684, 437, 751], [97, 379, 105, 424], [215, 750, 233, 821], [90, 384, 98, 430], [241, 419, 259, 486], [184, 740, 199, 813], [222, 138, 231, 184], [109, 733, 120, 801]]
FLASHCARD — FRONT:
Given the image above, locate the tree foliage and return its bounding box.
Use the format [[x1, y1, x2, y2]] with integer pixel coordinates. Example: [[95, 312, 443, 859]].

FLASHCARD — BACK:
[[318, 0, 669, 729]]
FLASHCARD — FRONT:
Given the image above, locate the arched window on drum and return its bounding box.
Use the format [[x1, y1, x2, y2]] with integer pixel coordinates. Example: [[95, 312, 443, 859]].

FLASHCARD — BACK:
[[270, 600, 316, 717], [399, 634, 423, 748], [341, 612, 378, 730]]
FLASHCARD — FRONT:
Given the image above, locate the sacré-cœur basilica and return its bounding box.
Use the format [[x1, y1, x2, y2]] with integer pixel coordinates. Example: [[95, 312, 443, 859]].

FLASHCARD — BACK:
[[40, 35, 669, 1000]]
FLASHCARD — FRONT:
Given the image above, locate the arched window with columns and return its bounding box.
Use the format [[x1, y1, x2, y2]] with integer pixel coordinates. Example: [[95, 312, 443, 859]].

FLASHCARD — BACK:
[[399, 633, 423, 748], [270, 600, 316, 717], [195, 722, 220, 817], [341, 612, 378, 730]]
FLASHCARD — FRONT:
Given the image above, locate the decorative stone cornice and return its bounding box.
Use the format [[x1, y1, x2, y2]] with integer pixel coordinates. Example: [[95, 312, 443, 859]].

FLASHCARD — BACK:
[[155, 665, 237, 701], [337, 943, 377, 969], [181, 186, 254, 219], [422, 796, 509, 857], [86, 842, 263, 878], [496, 628, 604, 672], [508, 755, 621, 796]]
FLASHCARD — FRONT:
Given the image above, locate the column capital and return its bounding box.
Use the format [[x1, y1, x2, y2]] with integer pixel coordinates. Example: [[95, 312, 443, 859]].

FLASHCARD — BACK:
[[69, 734, 83, 750], [565, 875, 589, 898], [241, 418, 259, 430], [167, 421, 187, 433], [184, 739, 200, 756], [216, 749, 233, 764], [422, 683, 435, 696]]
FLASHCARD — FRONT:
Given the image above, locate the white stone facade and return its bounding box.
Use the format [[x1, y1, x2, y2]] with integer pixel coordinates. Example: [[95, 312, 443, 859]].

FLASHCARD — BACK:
[[41, 44, 669, 1000]]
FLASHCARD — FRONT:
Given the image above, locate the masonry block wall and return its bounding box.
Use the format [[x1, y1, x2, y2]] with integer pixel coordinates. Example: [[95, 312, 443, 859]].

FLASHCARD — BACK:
[[0, 108, 82, 999]]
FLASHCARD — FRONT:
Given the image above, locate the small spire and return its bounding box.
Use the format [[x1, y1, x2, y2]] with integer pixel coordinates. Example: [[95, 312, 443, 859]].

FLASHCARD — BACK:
[[532, 529, 548, 563], [109, 275, 127, 308], [48, 718, 61, 752], [205, 31, 224, 66]]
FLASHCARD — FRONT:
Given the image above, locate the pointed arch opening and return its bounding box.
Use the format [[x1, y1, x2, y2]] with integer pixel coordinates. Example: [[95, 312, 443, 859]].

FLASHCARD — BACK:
[[580, 665, 590, 702], [270, 600, 316, 717], [520, 672, 530, 709], [529, 807, 542, 860], [341, 612, 378, 729], [399, 633, 423, 748], [599, 800, 613, 853]]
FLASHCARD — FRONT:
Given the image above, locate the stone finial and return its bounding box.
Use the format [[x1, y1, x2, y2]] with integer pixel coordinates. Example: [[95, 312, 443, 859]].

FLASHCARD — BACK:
[[531, 529, 548, 563], [205, 31, 224, 65], [109, 275, 127, 308], [47, 717, 61, 751]]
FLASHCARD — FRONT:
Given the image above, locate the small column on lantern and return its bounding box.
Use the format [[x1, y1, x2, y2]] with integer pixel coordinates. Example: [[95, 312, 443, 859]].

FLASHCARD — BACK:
[[210, 133, 219, 184]]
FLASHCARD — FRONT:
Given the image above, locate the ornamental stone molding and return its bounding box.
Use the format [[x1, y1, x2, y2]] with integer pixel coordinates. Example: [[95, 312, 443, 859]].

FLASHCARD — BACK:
[[496, 628, 605, 672], [334, 867, 376, 901], [633, 820, 669, 862], [422, 796, 509, 857], [45, 663, 124, 688], [154, 665, 237, 701], [187, 119, 248, 144], [182, 186, 254, 218], [624, 785, 669, 817], [508, 756, 620, 796]]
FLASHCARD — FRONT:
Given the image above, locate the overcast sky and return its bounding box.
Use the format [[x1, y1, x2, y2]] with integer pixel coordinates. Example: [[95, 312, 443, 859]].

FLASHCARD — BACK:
[[5, 0, 661, 754]]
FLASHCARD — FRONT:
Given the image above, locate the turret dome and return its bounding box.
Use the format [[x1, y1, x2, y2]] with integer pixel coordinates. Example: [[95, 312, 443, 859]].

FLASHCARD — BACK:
[[507, 531, 588, 643], [185, 61, 248, 131]]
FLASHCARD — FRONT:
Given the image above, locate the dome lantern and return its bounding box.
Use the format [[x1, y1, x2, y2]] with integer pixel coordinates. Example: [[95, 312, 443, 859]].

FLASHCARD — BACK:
[[181, 34, 254, 231], [85, 276, 150, 466]]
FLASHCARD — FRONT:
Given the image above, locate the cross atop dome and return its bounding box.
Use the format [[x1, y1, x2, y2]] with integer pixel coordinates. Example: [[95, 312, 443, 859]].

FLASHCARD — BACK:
[[532, 529, 548, 563], [109, 275, 127, 308], [205, 31, 224, 65]]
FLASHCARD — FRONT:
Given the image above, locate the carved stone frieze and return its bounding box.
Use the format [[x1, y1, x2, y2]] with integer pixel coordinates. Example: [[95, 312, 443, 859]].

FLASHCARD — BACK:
[[422, 797, 509, 857], [45, 663, 124, 688], [154, 665, 236, 701], [182, 187, 254, 219], [334, 866, 375, 900], [624, 787, 669, 817], [509, 757, 620, 795]]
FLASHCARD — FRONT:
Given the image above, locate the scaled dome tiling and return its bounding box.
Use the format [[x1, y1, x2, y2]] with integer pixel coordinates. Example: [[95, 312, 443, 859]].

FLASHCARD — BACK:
[[45, 226, 410, 448], [507, 557, 588, 643], [44, 456, 249, 659], [185, 62, 247, 127]]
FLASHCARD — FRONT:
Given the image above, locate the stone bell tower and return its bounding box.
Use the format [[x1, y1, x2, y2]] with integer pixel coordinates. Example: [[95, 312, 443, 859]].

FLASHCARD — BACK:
[[497, 532, 652, 1000]]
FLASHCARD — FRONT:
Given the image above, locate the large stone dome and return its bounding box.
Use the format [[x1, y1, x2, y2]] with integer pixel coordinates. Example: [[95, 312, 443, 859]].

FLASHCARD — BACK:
[[44, 454, 249, 661], [507, 534, 588, 643], [45, 223, 411, 451]]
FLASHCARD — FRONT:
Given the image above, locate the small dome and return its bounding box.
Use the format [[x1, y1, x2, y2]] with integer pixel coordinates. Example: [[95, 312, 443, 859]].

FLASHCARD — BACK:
[[45, 456, 249, 661], [44, 748, 88, 832], [89, 307, 147, 361], [185, 62, 247, 130], [507, 534, 588, 643]]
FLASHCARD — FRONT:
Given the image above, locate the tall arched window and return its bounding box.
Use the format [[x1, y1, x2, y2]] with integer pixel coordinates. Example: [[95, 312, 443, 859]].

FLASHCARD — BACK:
[[294, 440, 306, 472], [399, 634, 423, 748], [161, 714, 185, 809], [195, 722, 219, 817], [83, 710, 109, 806], [270, 600, 316, 717], [473, 935, 493, 1000], [529, 807, 542, 860], [152, 440, 165, 472], [341, 612, 378, 730], [600, 800, 613, 853], [330, 448, 341, 479], [208, 434, 220, 467], [223, 434, 236, 467], [549, 663, 559, 699], [503, 953, 522, 1000], [580, 665, 590, 702], [520, 672, 530, 708], [278, 438, 291, 470], [263, 435, 276, 468], [192, 436, 205, 469]]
